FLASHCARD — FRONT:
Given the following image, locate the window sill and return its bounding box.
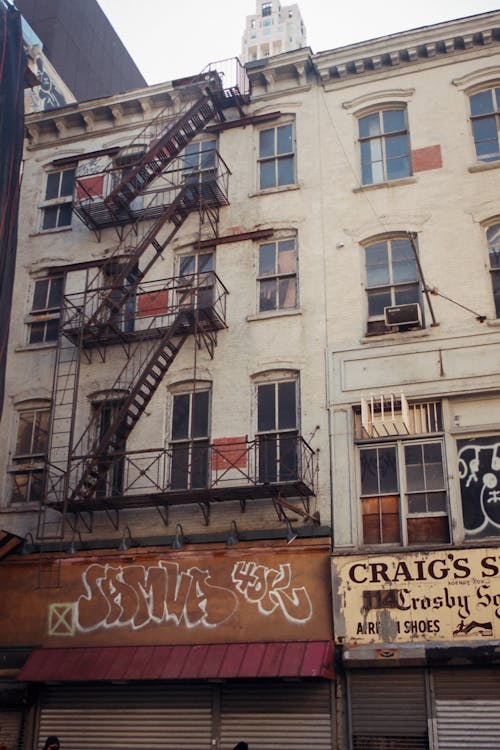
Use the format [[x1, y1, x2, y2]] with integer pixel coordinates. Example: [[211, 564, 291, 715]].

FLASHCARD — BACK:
[[249, 183, 301, 198], [30, 225, 73, 237], [3, 502, 39, 512], [468, 159, 500, 174], [15, 342, 57, 352], [247, 308, 302, 322], [353, 176, 416, 193], [360, 328, 430, 344]]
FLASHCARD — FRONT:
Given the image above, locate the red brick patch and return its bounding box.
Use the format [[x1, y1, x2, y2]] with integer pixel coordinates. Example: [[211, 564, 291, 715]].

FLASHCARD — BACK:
[[212, 437, 248, 470], [412, 144, 442, 172], [136, 289, 168, 317]]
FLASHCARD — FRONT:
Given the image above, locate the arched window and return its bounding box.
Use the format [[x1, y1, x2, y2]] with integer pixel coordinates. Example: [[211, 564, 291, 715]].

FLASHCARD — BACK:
[[358, 107, 412, 185], [469, 85, 500, 162]]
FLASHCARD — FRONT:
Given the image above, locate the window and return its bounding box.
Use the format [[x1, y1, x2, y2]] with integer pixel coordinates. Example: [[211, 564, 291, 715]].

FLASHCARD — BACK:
[[487, 223, 500, 317], [469, 86, 500, 162], [257, 379, 298, 482], [170, 389, 210, 489], [364, 236, 420, 334], [28, 276, 65, 344], [183, 139, 216, 182], [41, 167, 75, 229], [93, 399, 126, 498], [262, 2, 272, 16], [258, 123, 295, 190], [258, 237, 297, 312], [359, 108, 411, 184], [457, 435, 500, 539], [177, 251, 214, 309], [360, 440, 449, 546], [11, 406, 49, 503]]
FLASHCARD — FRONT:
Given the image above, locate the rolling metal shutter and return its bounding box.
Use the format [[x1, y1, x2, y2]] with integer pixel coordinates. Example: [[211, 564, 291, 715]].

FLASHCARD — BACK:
[[219, 680, 333, 750], [434, 667, 500, 749], [0, 711, 23, 750], [348, 669, 429, 750], [37, 683, 213, 750]]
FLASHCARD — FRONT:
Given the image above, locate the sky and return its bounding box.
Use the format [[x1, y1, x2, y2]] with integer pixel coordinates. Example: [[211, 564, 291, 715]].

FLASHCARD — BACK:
[[96, 0, 500, 86]]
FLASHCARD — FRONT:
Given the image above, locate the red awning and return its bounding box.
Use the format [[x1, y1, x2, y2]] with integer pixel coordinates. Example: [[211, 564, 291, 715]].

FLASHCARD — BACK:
[[17, 641, 334, 682]]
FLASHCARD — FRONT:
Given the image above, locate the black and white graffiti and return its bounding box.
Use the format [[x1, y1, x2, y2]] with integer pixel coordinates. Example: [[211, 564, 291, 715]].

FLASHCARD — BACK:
[[458, 436, 500, 537]]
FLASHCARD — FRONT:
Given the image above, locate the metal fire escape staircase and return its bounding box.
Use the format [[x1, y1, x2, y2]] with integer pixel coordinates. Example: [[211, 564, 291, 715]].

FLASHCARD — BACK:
[[40, 66, 247, 547]]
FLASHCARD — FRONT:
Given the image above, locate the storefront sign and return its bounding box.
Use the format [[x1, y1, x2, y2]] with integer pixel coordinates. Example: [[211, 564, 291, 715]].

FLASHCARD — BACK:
[[1, 545, 331, 647], [332, 548, 500, 646]]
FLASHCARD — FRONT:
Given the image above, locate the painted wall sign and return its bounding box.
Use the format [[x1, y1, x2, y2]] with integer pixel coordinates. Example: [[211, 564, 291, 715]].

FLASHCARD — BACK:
[[0, 546, 331, 648], [458, 436, 500, 538], [332, 548, 500, 646]]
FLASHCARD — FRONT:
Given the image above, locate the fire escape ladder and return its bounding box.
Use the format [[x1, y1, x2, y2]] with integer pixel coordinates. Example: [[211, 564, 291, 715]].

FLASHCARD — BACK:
[[104, 92, 221, 213], [82, 185, 197, 335], [68, 314, 190, 505]]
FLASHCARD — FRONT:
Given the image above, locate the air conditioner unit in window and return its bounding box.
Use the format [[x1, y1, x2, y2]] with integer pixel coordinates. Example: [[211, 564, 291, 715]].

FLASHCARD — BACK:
[[384, 302, 422, 328]]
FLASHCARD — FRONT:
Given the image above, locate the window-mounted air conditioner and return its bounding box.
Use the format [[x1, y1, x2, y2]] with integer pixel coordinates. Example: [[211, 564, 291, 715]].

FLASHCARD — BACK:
[[384, 302, 422, 328]]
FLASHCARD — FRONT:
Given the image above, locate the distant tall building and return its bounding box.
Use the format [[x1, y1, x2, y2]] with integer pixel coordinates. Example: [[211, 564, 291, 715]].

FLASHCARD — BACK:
[[16, 0, 146, 101], [241, 0, 306, 63]]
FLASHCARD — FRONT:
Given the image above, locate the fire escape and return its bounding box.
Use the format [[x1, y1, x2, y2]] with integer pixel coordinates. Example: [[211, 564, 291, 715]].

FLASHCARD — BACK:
[[38, 62, 317, 557]]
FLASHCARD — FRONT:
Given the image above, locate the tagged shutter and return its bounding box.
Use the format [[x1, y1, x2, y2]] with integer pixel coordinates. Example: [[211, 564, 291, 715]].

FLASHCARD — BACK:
[[349, 669, 429, 750], [37, 683, 212, 750], [220, 679, 332, 750], [434, 667, 500, 749]]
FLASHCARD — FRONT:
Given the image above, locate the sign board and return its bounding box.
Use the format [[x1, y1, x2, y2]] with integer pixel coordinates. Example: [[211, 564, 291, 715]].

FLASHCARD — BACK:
[[332, 548, 500, 647], [0, 544, 331, 648]]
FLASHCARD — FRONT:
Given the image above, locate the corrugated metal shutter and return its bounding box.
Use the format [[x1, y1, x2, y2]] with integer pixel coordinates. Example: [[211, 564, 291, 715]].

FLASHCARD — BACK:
[[349, 669, 429, 750], [0, 711, 23, 750], [37, 683, 213, 750], [219, 680, 332, 750], [434, 667, 500, 749]]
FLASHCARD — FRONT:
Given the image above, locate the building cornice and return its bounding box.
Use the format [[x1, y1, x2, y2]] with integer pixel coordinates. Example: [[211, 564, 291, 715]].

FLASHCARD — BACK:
[[313, 11, 500, 86]]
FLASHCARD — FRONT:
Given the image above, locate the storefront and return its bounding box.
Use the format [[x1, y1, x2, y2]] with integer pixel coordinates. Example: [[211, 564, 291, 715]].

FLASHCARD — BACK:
[[3, 540, 334, 750], [332, 548, 500, 750]]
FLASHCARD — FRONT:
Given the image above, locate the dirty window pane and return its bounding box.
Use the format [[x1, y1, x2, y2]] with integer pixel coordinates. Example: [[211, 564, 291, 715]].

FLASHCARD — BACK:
[[383, 109, 406, 133], [258, 383, 275, 432], [192, 391, 209, 438], [359, 113, 380, 138], [470, 89, 494, 116], [277, 124, 293, 154], [172, 394, 190, 440], [45, 172, 61, 200], [366, 242, 390, 287], [259, 243, 276, 276], [259, 159, 276, 189], [259, 278, 277, 311], [259, 128, 275, 158], [278, 381, 296, 430]]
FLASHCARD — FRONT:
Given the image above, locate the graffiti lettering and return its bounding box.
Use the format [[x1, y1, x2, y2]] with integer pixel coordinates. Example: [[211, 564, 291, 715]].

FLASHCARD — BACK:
[[77, 562, 238, 632], [231, 561, 313, 623]]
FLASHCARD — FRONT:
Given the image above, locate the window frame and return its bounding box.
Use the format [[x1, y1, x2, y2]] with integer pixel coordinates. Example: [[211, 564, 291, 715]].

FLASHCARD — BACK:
[[355, 414, 452, 548], [10, 404, 50, 505], [26, 275, 65, 345], [469, 85, 500, 163], [358, 106, 412, 185], [257, 121, 296, 191], [363, 235, 421, 335], [169, 386, 211, 490], [257, 235, 298, 313], [486, 222, 500, 317], [176, 250, 215, 310], [40, 166, 76, 231], [255, 376, 299, 483]]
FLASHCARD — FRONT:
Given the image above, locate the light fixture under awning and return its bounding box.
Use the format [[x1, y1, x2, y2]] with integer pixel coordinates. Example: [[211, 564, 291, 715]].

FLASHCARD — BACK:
[[17, 641, 334, 682]]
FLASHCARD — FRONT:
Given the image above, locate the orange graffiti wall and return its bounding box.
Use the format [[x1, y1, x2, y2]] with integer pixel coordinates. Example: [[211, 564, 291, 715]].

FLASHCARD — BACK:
[[0, 543, 331, 648]]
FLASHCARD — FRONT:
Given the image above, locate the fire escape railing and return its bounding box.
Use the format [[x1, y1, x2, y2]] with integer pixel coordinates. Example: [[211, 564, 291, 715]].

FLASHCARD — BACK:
[[53, 435, 316, 514]]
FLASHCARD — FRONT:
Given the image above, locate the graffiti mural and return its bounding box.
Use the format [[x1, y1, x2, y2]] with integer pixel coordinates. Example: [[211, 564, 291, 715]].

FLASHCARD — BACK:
[[458, 436, 500, 538], [47, 558, 314, 639]]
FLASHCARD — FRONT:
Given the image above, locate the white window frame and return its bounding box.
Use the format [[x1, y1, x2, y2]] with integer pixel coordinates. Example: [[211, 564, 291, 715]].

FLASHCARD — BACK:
[[40, 167, 75, 231], [10, 404, 50, 505], [257, 121, 296, 191], [358, 107, 412, 185], [26, 275, 65, 345], [363, 235, 420, 335], [257, 235, 298, 313], [358, 432, 450, 548], [486, 222, 500, 318], [469, 85, 500, 163], [169, 386, 211, 490]]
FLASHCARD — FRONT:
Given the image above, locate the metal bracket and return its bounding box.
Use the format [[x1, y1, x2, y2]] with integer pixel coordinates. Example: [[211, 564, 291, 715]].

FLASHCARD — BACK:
[[198, 501, 210, 526]]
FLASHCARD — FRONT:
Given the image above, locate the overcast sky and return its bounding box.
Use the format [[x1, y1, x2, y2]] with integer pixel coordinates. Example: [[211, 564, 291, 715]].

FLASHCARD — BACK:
[[96, 0, 500, 85]]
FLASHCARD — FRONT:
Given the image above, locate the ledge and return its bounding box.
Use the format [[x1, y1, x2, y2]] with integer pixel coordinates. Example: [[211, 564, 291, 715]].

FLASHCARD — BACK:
[[247, 309, 302, 322], [353, 176, 417, 193]]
